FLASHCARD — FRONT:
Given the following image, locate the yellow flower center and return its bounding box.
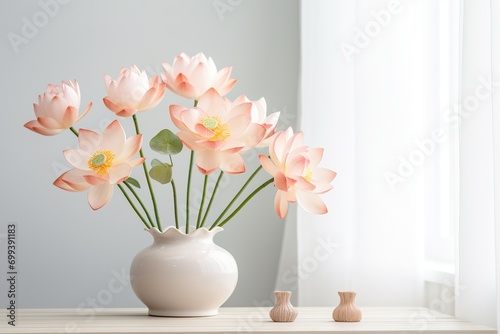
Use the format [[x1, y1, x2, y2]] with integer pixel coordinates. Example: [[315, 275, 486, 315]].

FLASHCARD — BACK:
[[88, 150, 115, 176], [304, 169, 313, 182], [201, 116, 230, 141]]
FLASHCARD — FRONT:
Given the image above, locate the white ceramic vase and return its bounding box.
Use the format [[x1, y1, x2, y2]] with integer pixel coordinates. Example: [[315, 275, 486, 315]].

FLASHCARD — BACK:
[[130, 226, 238, 317]]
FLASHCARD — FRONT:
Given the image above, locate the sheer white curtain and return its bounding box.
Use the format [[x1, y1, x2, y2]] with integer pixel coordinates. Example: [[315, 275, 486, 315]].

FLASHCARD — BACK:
[[283, 0, 500, 328], [456, 0, 499, 328]]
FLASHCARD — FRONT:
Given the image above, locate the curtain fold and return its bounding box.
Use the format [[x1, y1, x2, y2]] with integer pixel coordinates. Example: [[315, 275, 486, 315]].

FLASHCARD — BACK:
[[493, 0, 500, 328], [296, 0, 357, 306], [455, 0, 498, 328], [298, 0, 429, 307]]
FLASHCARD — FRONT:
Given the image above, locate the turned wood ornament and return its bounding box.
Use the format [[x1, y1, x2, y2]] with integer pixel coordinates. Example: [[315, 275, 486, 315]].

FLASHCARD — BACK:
[[269, 291, 298, 322], [332, 291, 362, 322]]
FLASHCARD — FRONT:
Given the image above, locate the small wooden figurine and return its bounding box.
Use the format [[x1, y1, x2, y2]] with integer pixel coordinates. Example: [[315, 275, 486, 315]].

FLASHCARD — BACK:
[[332, 291, 362, 322], [269, 291, 298, 322]]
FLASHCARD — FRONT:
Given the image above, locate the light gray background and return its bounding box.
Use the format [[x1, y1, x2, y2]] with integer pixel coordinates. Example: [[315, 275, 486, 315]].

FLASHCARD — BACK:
[[0, 0, 299, 308]]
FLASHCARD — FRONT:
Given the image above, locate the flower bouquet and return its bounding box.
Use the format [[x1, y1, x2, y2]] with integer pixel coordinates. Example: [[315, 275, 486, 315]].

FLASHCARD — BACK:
[[24, 53, 336, 316], [25, 52, 336, 233]]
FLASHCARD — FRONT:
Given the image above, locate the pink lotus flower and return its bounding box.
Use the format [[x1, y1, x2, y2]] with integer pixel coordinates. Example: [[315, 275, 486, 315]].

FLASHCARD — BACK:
[[162, 52, 236, 100], [54, 120, 145, 210], [103, 65, 166, 117], [24, 80, 92, 136], [169, 88, 266, 175], [259, 129, 337, 218], [232, 95, 280, 148]]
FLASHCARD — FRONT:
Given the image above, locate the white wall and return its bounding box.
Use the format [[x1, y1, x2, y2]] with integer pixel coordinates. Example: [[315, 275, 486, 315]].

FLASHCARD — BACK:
[[0, 0, 299, 308]]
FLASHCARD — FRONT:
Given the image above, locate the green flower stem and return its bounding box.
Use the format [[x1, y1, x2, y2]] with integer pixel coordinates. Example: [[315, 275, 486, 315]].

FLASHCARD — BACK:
[[200, 171, 224, 228], [132, 114, 161, 231], [185, 100, 198, 233], [117, 184, 151, 229], [168, 155, 180, 230], [171, 179, 179, 230], [69, 127, 79, 137], [196, 175, 209, 229], [123, 181, 154, 227], [209, 165, 263, 230], [217, 177, 274, 228], [186, 150, 195, 233]]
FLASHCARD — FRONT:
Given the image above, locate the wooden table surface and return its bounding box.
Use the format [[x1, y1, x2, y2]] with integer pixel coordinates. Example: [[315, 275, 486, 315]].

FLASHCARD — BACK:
[[1, 307, 496, 334]]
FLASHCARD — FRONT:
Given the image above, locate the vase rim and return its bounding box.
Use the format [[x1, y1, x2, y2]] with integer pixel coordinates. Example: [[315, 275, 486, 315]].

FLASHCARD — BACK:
[[146, 225, 224, 238]]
